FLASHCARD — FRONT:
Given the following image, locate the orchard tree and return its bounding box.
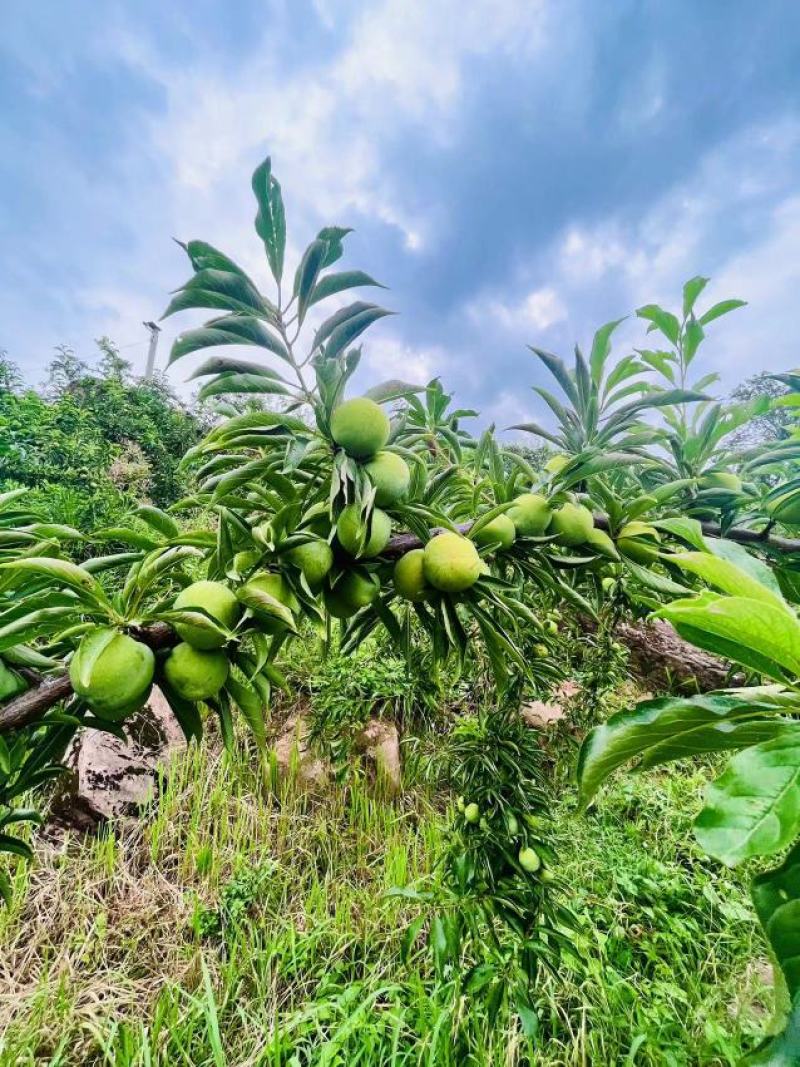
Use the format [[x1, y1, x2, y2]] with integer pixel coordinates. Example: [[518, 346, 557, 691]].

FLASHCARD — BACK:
[[0, 156, 798, 1056]]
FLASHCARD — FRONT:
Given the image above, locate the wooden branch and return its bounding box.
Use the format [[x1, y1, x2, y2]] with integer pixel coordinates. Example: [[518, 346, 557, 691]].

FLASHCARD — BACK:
[[0, 623, 176, 735], [1, 515, 797, 734]]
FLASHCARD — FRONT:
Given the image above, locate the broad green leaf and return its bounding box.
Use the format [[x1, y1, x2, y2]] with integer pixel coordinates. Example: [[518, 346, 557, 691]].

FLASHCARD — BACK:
[[683, 276, 709, 318], [224, 674, 266, 749], [577, 689, 798, 809], [698, 298, 747, 327], [295, 239, 328, 324], [197, 373, 291, 402], [589, 318, 625, 385], [236, 585, 296, 633], [636, 304, 680, 345], [656, 595, 800, 681], [135, 505, 179, 540], [252, 157, 286, 283], [364, 379, 424, 403], [695, 732, 800, 865], [669, 552, 791, 613], [0, 557, 110, 609], [742, 991, 800, 1065], [705, 539, 786, 600], [169, 315, 290, 366], [71, 626, 118, 692], [157, 609, 232, 644], [188, 356, 290, 383], [324, 306, 393, 361], [308, 270, 386, 308], [162, 269, 269, 319], [652, 516, 708, 552]]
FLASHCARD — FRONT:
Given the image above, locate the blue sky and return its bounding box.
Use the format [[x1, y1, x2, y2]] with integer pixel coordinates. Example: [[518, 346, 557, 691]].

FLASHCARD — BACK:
[[2, 1, 800, 433]]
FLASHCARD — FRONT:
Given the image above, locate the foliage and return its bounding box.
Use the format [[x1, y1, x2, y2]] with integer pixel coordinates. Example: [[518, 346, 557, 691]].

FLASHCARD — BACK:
[[577, 544, 800, 1058], [0, 343, 201, 531], [0, 155, 799, 1063]]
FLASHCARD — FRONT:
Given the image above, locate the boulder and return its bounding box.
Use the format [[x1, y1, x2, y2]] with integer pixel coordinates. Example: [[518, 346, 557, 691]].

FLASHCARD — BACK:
[[49, 687, 186, 830]]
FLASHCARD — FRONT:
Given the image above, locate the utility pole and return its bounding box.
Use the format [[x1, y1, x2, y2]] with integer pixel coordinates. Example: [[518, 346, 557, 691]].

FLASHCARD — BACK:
[[143, 321, 161, 378]]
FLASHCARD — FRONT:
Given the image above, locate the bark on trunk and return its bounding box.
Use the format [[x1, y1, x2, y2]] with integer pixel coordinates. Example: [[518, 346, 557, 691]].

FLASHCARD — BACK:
[[609, 617, 741, 692]]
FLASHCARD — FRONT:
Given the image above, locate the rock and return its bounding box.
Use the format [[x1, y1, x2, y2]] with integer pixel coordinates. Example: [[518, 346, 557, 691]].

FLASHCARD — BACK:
[[355, 719, 401, 795], [272, 714, 330, 792], [49, 687, 187, 830], [520, 700, 566, 729], [554, 679, 581, 702]]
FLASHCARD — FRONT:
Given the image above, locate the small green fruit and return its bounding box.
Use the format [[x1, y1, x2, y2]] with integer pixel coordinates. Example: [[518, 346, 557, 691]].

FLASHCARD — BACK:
[[393, 549, 428, 601], [364, 451, 411, 507], [534, 643, 549, 657], [330, 397, 390, 458], [456, 795, 465, 812], [287, 540, 334, 588], [0, 661, 26, 702], [508, 493, 551, 536], [549, 502, 594, 546], [545, 454, 569, 475], [601, 576, 616, 592], [163, 643, 229, 702], [506, 813, 519, 837], [546, 619, 558, 636], [472, 513, 516, 550], [769, 489, 800, 528], [70, 627, 155, 720], [464, 802, 480, 824], [423, 532, 482, 593], [325, 571, 380, 618], [174, 580, 241, 649], [518, 846, 541, 873], [241, 572, 299, 634], [699, 471, 742, 493], [337, 505, 392, 558]]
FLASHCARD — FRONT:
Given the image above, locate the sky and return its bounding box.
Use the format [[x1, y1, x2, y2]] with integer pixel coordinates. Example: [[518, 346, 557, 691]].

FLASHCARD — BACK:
[[2, 0, 800, 435]]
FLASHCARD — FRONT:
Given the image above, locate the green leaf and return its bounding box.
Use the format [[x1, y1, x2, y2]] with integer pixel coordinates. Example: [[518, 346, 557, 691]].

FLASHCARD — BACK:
[[197, 374, 291, 402], [169, 316, 290, 367], [636, 304, 681, 345], [295, 239, 328, 325], [695, 732, 800, 865], [706, 539, 786, 600], [251, 157, 286, 283], [308, 270, 386, 308], [668, 552, 792, 613], [683, 276, 709, 318], [364, 379, 424, 403], [742, 991, 800, 1065], [163, 269, 270, 320], [224, 674, 266, 750], [577, 689, 799, 809], [656, 595, 800, 681], [236, 585, 296, 633], [589, 318, 625, 385], [652, 516, 708, 552], [323, 306, 393, 361], [0, 557, 110, 610], [135, 505, 180, 540], [697, 299, 747, 327]]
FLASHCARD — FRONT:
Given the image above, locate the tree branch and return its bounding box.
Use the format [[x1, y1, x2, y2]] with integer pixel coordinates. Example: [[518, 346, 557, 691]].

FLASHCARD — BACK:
[[1, 517, 797, 734]]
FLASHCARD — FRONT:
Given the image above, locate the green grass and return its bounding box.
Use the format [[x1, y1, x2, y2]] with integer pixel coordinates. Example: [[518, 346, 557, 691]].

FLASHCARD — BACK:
[[0, 722, 772, 1065]]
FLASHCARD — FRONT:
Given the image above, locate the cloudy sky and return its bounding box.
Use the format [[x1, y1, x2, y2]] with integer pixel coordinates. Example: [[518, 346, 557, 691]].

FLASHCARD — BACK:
[[2, 1, 800, 433]]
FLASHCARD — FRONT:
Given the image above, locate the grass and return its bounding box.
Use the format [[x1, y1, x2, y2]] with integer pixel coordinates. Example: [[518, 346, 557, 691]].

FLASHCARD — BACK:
[[0, 641, 774, 1065]]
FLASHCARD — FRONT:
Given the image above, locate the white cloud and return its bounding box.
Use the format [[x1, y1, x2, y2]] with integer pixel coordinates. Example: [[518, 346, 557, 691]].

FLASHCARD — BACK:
[[484, 286, 567, 332], [497, 116, 800, 388], [355, 333, 446, 387]]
